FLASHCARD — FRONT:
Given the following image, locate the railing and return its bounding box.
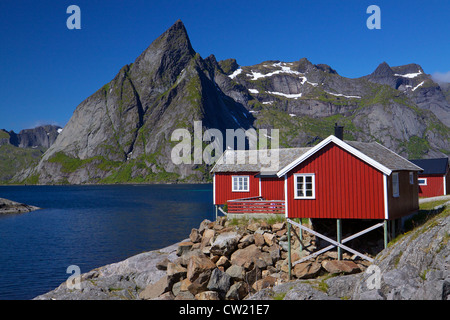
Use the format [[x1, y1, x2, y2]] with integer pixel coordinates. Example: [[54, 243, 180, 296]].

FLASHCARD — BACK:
[[227, 197, 285, 214]]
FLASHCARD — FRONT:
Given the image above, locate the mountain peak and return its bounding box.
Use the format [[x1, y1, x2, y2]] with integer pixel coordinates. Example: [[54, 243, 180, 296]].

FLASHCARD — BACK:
[[371, 61, 394, 77]]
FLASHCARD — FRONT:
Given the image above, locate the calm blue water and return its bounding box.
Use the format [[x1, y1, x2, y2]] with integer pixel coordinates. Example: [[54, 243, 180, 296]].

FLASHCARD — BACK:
[[0, 184, 214, 300]]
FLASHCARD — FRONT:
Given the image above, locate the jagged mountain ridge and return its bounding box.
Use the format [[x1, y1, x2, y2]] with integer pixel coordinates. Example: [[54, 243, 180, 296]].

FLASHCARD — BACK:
[[17, 20, 450, 184]]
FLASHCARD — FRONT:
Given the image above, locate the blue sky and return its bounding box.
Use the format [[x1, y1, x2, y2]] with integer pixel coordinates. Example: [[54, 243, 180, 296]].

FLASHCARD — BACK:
[[0, 0, 449, 132]]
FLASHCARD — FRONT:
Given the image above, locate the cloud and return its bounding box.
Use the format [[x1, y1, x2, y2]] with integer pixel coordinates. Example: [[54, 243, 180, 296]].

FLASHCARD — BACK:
[[431, 71, 450, 84]]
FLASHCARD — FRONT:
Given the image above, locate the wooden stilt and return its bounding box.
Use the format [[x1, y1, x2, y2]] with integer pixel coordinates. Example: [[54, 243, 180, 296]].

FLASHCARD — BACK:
[[337, 219, 342, 260], [287, 222, 292, 280], [384, 220, 388, 249]]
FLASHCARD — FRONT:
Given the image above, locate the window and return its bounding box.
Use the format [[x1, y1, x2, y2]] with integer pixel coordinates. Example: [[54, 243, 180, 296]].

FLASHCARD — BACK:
[[294, 174, 315, 199], [409, 172, 414, 185], [418, 178, 427, 186], [232, 176, 249, 192], [392, 172, 399, 197]]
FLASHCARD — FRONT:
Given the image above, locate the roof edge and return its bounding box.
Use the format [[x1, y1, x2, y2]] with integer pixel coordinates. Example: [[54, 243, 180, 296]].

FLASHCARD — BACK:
[[276, 135, 393, 177]]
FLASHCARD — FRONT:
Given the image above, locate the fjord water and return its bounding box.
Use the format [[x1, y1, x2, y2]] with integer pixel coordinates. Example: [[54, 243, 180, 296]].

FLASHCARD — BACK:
[[0, 184, 214, 300]]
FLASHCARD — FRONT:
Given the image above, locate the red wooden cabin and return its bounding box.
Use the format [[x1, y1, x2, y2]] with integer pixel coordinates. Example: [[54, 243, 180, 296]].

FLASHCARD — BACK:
[[211, 135, 423, 221], [409, 158, 450, 198]]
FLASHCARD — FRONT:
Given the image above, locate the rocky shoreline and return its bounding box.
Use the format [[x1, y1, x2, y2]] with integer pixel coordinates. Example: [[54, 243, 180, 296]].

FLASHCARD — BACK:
[[34, 207, 449, 300], [0, 197, 40, 214]]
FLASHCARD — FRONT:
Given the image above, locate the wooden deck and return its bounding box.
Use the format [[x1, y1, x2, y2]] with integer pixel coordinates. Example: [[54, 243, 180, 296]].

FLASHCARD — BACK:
[[227, 196, 285, 215]]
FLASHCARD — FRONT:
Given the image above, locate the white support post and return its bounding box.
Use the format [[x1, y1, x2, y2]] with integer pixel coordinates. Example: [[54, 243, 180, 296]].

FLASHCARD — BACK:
[[287, 218, 381, 264]]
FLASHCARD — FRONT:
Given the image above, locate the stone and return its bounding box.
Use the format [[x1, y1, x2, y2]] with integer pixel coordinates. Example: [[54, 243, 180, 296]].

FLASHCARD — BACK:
[[166, 262, 187, 283], [226, 264, 245, 280], [230, 244, 261, 267], [189, 228, 202, 243], [226, 282, 248, 300], [263, 233, 276, 246], [201, 229, 215, 248], [207, 268, 231, 296], [322, 260, 360, 275], [210, 232, 240, 256], [252, 276, 277, 291], [186, 254, 216, 282], [187, 270, 212, 295], [177, 242, 194, 256], [195, 291, 220, 300], [271, 222, 285, 232], [216, 256, 230, 269], [139, 275, 170, 300], [254, 233, 265, 247], [293, 261, 322, 279], [239, 234, 254, 247], [247, 222, 260, 232]]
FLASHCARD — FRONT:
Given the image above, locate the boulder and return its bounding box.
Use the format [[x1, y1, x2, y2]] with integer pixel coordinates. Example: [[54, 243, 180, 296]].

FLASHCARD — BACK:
[[252, 275, 277, 291], [177, 242, 194, 256], [201, 229, 215, 248], [186, 254, 216, 282], [210, 232, 240, 256], [322, 260, 360, 275], [225, 281, 248, 300], [263, 233, 276, 246], [226, 265, 245, 280], [293, 261, 322, 279], [187, 270, 212, 295], [139, 275, 170, 300], [195, 291, 220, 300], [207, 268, 231, 296], [189, 228, 202, 243]]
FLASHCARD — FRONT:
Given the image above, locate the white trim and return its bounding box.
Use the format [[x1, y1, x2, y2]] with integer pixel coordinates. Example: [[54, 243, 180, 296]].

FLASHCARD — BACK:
[[383, 174, 389, 219], [232, 175, 250, 192], [293, 173, 316, 199], [259, 177, 262, 197], [284, 174, 288, 218], [213, 173, 216, 204], [444, 176, 447, 195], [418, 178, 427, 186], [276, 135, 392, 177]]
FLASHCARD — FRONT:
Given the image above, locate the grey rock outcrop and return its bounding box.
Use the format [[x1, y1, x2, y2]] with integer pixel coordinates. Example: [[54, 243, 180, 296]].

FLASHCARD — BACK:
[[0, 197, 40, 214]]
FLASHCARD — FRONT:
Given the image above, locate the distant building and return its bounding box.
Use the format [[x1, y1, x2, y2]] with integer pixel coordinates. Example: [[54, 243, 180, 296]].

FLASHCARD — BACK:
[[409, 158, 450, 198]]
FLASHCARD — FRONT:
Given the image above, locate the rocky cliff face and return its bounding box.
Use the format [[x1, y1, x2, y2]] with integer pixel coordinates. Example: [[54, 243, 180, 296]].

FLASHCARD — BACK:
[[0, 125, 61, 149], [19, 20, 449, 184]]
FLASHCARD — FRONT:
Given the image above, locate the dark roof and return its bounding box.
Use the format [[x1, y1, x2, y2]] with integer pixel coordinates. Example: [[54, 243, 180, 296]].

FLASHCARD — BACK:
[[345, 140, 423, 172], [211, 148, 310, 173], [409, 158, 449, 175]]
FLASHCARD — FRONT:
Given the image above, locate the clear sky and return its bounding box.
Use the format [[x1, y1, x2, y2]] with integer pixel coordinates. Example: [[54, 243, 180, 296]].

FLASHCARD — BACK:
[[0, 0, 449, 132]]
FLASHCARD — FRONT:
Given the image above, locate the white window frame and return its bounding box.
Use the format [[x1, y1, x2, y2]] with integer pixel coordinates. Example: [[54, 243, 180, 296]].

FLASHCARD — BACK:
[[232, 175, 250, 192], [409, 172, 414, 185], [418, 178, 427, 186], [294, 173, 316, 199], [392, 172, 400, 198]]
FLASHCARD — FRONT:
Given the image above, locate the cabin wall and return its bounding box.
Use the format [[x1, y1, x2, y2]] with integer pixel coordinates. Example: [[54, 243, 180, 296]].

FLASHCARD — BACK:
[[260, 177, 285, 200], [214, 172, 259, 205], [387, 171, 419, 220], [418, 174, 446, 198], [286, 143, 385, 219]]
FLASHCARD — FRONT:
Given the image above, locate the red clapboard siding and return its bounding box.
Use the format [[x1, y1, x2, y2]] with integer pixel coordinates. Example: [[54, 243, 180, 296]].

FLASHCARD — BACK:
[[260, 177, 285, 200], [418, 175, 446, 198], [214, 172, 259, 205], [286, 143, 385, 219]]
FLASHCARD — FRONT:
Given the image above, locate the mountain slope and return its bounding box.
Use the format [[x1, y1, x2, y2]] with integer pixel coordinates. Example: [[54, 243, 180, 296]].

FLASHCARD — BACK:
[[17, 20, 450, 185]]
